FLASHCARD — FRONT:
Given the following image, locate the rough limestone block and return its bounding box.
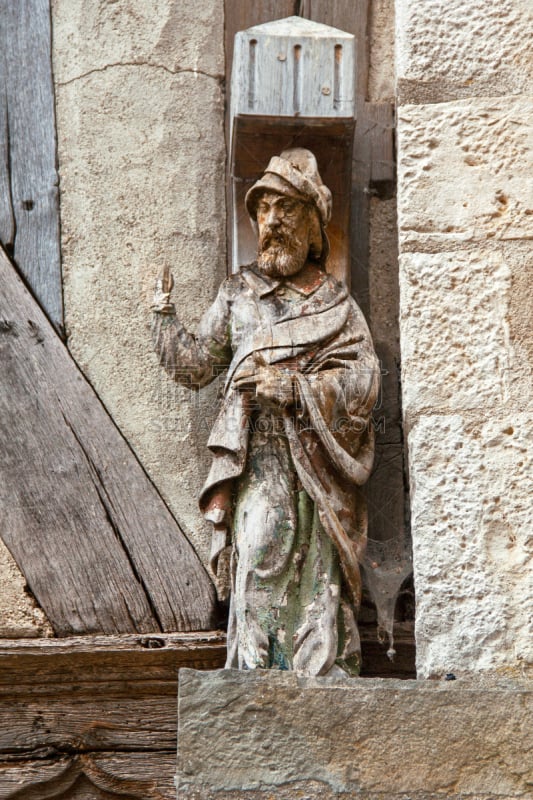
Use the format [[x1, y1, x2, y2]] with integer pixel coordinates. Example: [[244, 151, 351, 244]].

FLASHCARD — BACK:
[[508, 241, 533, 402], [408, 414, 533, 679], [397, 97, 533, 250], [177, 668, 533, 799], [396, 0, 533, 102], [399, 248, 515, 420], [0, 540, 52, 638], [53, 1, 226, 562]]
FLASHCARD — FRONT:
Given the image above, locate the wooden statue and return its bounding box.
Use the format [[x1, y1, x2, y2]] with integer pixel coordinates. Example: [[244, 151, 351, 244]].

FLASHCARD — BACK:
[[152, 149, 379, 676]]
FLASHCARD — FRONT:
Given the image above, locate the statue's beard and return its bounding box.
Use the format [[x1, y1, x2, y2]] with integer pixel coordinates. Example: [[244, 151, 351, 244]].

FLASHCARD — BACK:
[[257, 230, 308, 278]]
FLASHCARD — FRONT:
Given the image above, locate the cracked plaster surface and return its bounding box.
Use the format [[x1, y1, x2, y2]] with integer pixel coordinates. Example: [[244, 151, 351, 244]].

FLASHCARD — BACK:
[[52, 0, 226, 568], [57, 62, 222, 88], [51, 0, 223, 83]]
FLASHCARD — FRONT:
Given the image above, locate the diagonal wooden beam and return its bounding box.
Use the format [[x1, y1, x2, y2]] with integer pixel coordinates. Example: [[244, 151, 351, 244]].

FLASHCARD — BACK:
[[0, 246, 218, 636]]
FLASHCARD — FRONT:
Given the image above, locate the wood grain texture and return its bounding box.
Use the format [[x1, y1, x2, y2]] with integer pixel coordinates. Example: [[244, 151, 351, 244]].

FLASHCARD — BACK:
[[224, 0, 298, 86], [0, 754, 176, 800], [367, 102, 396, 190], [0, 695, 178, 754], [0, 0, 62, 327], [0, 246, 218, 635], [231, 18, 355, 118], [0, 632, 226, 689], [298, 0, 369, 94], [0, 634, 225, 799]]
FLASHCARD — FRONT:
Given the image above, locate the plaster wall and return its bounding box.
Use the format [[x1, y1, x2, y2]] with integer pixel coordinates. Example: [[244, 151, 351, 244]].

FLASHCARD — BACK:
[[396, 0, 533, 677], [0, 540, 52, 638], [51, 0, 226, 574]]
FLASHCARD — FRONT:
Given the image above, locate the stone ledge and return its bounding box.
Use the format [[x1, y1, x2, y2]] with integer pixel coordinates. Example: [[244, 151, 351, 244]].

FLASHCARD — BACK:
[[177, 669, 532, 799]]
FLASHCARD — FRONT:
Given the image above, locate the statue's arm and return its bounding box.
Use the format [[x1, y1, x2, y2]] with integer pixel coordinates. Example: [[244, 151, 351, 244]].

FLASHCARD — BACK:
[[309, 343, 379, 417], [299, 302, 380, 427], [151, 268, 232, 388]]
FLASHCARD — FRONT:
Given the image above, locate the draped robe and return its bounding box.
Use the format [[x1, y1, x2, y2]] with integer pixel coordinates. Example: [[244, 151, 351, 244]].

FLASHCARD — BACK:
[[153, 263, 380, 675]]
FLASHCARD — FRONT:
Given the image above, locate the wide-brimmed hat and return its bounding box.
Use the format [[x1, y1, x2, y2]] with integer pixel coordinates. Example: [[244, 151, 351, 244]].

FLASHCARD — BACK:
[[245, 148, 332, 227]]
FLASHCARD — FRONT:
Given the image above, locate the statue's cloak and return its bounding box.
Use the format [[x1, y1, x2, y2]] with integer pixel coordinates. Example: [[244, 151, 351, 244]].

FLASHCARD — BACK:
[[196, 265, 380, 607]]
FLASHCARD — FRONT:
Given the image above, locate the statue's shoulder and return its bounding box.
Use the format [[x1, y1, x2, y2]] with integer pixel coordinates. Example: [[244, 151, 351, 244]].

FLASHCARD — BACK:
[[217, 268, 250, 299], [324, 271, 346, 293], [322, 272, 365, 310], [317, 271, 351, 304]]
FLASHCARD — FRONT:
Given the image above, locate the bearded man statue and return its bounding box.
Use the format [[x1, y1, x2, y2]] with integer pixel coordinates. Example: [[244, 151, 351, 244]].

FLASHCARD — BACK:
[[152, 148, 380, 677]]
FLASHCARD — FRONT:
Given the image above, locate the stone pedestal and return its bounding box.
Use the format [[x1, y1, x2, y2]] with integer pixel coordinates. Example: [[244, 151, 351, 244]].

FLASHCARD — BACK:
[[176, 668, 532, 799]]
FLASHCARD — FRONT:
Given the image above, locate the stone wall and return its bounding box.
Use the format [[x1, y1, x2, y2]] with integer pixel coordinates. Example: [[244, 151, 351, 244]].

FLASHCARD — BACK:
[[396, 0, 533, 678]]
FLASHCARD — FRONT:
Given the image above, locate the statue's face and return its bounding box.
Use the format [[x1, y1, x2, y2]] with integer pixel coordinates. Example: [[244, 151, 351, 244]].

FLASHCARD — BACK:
[[256, 191, 311, 278]]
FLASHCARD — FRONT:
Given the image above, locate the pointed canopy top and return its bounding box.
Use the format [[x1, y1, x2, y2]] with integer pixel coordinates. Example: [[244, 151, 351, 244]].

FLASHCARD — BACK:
[[245, 15, 354, 40]]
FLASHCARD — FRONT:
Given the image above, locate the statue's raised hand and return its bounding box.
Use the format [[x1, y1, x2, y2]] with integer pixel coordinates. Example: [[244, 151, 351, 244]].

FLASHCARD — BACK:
[[151, 266, 176, 314]]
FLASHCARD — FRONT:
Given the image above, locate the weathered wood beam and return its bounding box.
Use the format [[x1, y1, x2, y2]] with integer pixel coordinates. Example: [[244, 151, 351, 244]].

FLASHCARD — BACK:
[[0, 0, 63, 328], [0, 632, 226, 689], [0, 246, 218, 636], [0, 633, 226, 798], [0, 754, 176, 800]]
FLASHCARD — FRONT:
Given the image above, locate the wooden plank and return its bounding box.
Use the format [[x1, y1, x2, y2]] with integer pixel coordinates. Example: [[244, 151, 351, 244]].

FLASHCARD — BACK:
[[0, 634, 225, 798], [0, 627, 412, 692], [298, 0, 369, 95], [0, 0, 63, 328], [0, 635, 225, 756], [0, 633, 226, 689], [0, 753, 175, 799], [0, 67, 15, 249], [0, 246, 217, 636], [367, 101, 396, 191], [0, 695, 179, 754]]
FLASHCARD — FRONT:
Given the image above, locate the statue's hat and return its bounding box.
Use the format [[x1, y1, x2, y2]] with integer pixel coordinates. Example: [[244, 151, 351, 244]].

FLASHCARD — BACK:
[[245, 148, 332, 227]]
